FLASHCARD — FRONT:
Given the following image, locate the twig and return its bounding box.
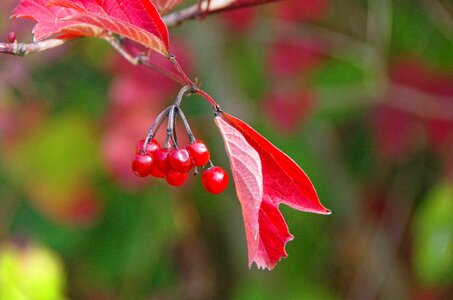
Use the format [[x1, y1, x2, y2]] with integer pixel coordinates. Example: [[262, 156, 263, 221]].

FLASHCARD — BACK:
[[0, 38, 66, 56], [0, 0, 284, 58], [163, 0, 284, 27]]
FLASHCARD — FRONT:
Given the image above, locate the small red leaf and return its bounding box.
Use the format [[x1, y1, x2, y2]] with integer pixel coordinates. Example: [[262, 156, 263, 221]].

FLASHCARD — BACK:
[[12, 0, 169, 55], [215, 112, 330, 270]]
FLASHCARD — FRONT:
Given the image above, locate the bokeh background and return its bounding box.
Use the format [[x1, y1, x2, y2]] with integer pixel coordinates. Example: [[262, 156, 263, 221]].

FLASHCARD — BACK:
[[1, 0, 453, 299]]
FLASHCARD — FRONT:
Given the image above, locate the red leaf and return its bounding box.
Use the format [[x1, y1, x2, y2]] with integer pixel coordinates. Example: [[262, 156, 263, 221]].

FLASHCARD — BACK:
[[12, 0, 169, 55], [215, 112, 330, 270]]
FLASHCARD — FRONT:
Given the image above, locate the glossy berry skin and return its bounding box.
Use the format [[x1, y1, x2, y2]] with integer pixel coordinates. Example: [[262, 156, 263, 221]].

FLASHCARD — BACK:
[[136, 139, 160, 155], [154, 148, 171, 174], [168, 148, 194, 173], [187, 140, 210, 167], [132, 154, 154, 177], [150, 166, 165, 178], [202, 166, 229, 194], [165, 171, 187, 187]]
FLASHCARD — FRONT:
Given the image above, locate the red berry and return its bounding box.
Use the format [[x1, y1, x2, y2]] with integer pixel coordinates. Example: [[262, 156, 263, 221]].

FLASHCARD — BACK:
[[150, 167, 165, 178], [202, 166, 229, 194], [136, 139, 160, 155], [154, 148, 171, 173], [8, 32, 16, 43], [187, 140, 210, 167], [165, 171, 187, 187], [168, 148, 194, 173], [131, 153, 154, 177]]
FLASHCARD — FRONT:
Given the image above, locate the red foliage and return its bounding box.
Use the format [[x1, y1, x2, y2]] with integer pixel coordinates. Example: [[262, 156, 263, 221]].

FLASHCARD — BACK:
[[221, 7, 257, 33], [276, 0, 328, 22], [215, 112, 330, 269], [267, 37, 326, 77], [263, 88, 316, 132], [372, 57, 453, 162]]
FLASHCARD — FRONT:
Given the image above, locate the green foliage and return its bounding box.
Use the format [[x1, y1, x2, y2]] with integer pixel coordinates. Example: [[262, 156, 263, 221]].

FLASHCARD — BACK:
[[413, 183, 453, 284]]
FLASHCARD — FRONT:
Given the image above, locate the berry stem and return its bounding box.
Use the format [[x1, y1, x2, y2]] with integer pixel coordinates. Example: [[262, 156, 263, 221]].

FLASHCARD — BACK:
[[144, 105, 172, 151], [176, 107, 196, 143], [174, 85, 195, 106], [172, 105, 179, 148], [207, 160, 214, 168], [165, 105, 177, 149]]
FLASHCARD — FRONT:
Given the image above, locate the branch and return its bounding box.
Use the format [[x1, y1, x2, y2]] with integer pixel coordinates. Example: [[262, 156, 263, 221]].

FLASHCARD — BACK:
[[0, 0, 283, 58], [163, 0, 284, 27], [0, 39, 66, 56]]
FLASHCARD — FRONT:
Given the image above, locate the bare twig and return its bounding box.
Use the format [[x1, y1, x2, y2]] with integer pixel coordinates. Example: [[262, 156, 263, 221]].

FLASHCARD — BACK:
[[0, 38, 66, 56], [0, 0, 284, 58], [163, 0, 284, 27], [104, 35, 141, 65]]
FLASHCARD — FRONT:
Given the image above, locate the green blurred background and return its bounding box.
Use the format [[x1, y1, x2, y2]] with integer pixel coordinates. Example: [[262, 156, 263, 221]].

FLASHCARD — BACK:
[[1, 0, 453, 299]]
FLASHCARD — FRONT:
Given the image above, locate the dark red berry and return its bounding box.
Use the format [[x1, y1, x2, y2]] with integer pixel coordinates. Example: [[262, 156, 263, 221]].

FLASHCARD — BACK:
[[154, 148, 171, 174], [202, 166, 229, 194], [187, 140, 210, 167], [168, 148, 194, 173], [8, 32, 16, 43], [165, 171, 187, 187], [132, 153, 154, 177], [136, 139, 160, 155]]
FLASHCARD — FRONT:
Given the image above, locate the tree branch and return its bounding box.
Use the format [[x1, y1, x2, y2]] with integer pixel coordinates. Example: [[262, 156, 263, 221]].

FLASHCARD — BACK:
[[0, 38, 66, 56], [0, 0, 284, 58], [163, 0, 284, 27]]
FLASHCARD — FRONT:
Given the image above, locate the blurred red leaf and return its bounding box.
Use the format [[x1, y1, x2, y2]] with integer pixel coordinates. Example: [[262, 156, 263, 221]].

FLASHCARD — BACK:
[[221, 7, 256, 33], [263, 88, 316, 132], [12, 0, 169, 55], [373, 57, 453, 162], [267, 37, 326, 77], [372, 105, 418, 161], [215, 112, 330, 269], [276, 0, 328, 22]]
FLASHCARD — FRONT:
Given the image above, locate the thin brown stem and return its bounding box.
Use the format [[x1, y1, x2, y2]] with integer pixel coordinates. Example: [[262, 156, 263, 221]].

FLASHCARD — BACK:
[[0, 38, 67, 56], [163, 0, 285, 27], [194, 89, 218, 107], [169, 54, 194, 85]]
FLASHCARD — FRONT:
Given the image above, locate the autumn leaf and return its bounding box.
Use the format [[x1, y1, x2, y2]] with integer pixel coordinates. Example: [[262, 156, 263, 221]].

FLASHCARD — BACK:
[[11, 0, 169, 55], [215, 111, 330, 270]]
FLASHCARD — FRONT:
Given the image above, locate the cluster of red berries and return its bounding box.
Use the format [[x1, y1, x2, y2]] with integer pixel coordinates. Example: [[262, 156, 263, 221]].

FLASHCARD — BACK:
[[132, 139, 228, 194]]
